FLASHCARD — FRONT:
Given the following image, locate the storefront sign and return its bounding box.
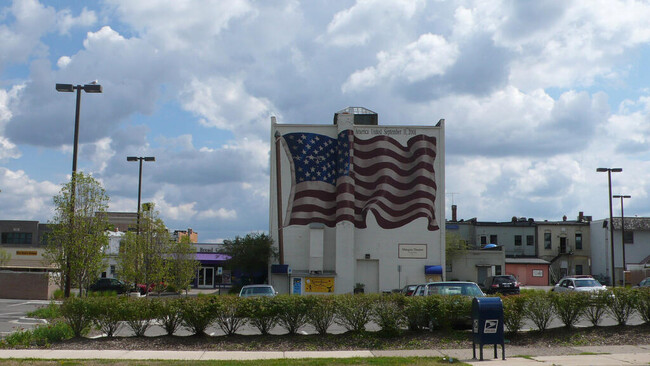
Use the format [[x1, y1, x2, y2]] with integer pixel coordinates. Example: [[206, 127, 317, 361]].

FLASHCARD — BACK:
[[398, 244, 427, 259], [16, 250, 37, 256], [532, 269, 543, 277], [305, 277, 334, 293]]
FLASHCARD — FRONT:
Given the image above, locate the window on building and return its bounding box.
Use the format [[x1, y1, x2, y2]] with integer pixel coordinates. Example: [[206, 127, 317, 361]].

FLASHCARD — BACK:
[[514, 235, 522, 246], [495, 265, 502, 275], [490, 235, 498, 244], [446, 263, 452, 272], [544, 232, 552, 249], [1, 232, 33, 245], [624, 231, 634, 244], [575, 264, 583, 275], [480, 236, 487, 245], [575, 233, 582, 250], [110, 265, 116, 276], [526, 235, 534, 246]]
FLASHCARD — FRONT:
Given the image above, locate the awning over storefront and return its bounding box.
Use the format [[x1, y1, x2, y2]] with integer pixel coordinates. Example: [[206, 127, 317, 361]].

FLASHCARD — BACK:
[[424, 265, 443, 275], [196, 253, 230, 264]]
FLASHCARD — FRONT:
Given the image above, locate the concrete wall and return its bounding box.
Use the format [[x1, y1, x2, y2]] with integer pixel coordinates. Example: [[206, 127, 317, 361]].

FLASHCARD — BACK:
[[0, 271, 57, 300], [447, 249, 504, 283]]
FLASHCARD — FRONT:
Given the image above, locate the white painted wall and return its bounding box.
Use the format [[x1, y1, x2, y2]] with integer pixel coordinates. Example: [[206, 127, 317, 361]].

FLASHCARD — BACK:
[[269, 114, 445, 294]]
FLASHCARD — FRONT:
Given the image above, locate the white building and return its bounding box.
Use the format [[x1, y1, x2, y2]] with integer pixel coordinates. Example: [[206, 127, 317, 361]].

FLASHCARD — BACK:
[[269, 108, 445, 294], [101, 230, 123, 278]]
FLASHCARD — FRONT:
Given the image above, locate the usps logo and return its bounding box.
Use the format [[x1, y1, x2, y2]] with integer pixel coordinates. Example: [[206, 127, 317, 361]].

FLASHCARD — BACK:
[[484, 319, 498, 334]]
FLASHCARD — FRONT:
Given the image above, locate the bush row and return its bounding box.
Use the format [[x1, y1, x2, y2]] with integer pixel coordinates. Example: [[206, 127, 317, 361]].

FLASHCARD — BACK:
[[8, 287, 650, 345]]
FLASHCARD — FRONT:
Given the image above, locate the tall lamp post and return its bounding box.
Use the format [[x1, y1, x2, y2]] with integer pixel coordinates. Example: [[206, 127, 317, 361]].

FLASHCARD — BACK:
[[613, 194, 631, 285], [596, 167, 622, 287], [127, 156, 155, 234], [56, 82, 103, 297]]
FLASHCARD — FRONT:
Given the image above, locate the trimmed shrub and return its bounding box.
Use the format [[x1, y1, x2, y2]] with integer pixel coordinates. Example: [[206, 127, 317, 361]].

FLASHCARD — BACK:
[[372, 294, 405, 336], [584, 290, 612, 326], [501, 294, 526, 334], [214, 296, 247, 336], [403, 295, 427, 331], [635, 288, 650, 324], [422, 295, 444, 330], [60, 297, 93, 337], [524, 290, 554, 331], [241, 296, 278, 335], [552, 291, 590, 328], [180, 296, 220, 336], [274, 295, 309, 335], [334, 294, 374, 332], [2, 328, 33, 348], [157, 297, 185, 335], [88, 296, 126, 337], [608, 287, 637, 326], [124, 298, 159, 337], [304, 295, 336, 335], [438, 295, 472, 330]]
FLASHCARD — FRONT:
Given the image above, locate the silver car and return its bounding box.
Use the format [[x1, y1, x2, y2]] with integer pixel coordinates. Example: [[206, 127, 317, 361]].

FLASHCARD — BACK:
[[238, 284, 278, 297], [553, 276, 606, 293]]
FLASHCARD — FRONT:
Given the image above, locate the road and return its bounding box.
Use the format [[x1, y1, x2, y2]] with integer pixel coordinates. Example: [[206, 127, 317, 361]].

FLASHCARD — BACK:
[[0, 299, 50, 337]]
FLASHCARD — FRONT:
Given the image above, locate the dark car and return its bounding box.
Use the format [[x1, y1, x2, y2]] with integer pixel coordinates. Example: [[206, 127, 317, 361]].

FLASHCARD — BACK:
[[89, 278, 130, 294], [482, 275, 520, 295]]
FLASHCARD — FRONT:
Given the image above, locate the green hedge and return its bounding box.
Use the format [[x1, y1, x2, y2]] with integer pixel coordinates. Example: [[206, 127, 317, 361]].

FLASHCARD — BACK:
[[14, 287, 650, 343]]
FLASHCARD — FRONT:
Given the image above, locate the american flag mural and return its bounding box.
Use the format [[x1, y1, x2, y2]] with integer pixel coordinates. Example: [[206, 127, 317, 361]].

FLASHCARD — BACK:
[[281, 129, 438, 231]]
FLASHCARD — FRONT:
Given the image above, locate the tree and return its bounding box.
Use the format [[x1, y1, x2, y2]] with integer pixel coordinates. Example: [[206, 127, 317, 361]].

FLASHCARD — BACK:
[[0, 248, 10, 267], [45, 172, 109, 296], [220, 232, 277, 285], [117, 204, 170, 291], [167, 235, 200, 294], [445, 232, 468, 264]]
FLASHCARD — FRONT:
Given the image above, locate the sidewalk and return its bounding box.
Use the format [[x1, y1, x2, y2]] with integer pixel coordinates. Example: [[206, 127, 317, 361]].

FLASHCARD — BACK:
[[0, 345, 649, 365]]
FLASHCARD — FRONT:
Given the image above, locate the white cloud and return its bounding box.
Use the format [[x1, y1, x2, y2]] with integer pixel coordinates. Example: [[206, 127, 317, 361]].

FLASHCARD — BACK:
[[0, 167, 59, 220], [197, 208, 237, 220], [325, 0, 425, 47], [56, 7, 96, 35], [342, 33, 459, 92], [180, 77, 277, 139]]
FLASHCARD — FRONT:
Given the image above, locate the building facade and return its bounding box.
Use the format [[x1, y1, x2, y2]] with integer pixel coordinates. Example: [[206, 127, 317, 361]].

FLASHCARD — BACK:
[[537, 215, 591, 284], [0, 220, 53, 271], [269, 109, 445, 294]]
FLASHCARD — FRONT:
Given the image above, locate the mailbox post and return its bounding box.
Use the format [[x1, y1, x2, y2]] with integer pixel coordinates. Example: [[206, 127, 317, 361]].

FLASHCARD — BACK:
[[472, 297, 505, 360]]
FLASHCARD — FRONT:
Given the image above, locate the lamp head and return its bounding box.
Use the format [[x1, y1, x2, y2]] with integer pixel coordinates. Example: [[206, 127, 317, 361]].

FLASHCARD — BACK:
[[55, 83, 74, 92], [144, 157, 155, 162], [596, 168, 608, 172], [127, 156, 138, 162], [83, 84, 102, 93]]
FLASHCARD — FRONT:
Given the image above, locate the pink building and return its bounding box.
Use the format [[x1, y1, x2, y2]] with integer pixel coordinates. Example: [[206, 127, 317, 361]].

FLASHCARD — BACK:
[[505, 258, 550, 286]]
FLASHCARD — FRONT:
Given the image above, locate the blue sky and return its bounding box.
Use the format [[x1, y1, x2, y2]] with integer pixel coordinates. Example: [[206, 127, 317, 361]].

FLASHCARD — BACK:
[[2, 0, 650, 242]]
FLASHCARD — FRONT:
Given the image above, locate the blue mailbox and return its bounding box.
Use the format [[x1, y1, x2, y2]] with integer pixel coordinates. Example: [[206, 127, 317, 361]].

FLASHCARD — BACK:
[[472, 297, 505, 361]]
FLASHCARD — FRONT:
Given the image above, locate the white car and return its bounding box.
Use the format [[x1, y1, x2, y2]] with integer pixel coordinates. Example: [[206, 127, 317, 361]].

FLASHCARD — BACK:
[[238, 284, 278, 297], [553, 276, 607, 293]]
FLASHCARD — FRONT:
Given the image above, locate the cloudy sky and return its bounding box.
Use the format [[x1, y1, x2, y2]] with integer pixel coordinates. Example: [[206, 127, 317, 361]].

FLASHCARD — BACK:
[[1, 0, 649, 242]]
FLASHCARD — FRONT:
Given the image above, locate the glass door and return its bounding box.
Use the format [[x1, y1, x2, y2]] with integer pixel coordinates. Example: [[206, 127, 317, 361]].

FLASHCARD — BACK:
[[197, 267, 215, 288]]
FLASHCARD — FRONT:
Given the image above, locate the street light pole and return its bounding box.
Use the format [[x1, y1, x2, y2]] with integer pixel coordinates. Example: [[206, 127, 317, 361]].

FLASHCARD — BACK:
[[56, 82, 102, 297], [127, 156, 155, 234], [613, 194, 631, 285], [597, 167, 622, 287]]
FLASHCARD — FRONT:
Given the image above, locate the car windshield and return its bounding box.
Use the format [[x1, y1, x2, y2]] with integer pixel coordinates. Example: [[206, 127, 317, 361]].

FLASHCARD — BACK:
[[575, 279, 601, 288], [427, 283, 483, 296], [242, 287, 273, 296]]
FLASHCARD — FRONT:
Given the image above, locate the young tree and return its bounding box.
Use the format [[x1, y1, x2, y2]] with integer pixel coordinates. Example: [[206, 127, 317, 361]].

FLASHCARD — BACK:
[[445, 232, 468, 264], [117, 204, 170, 292], [0, 249, 10, 267], [220, 232, 277, 285], [45, 172, 109, 297], [167, 235, 200, 294]]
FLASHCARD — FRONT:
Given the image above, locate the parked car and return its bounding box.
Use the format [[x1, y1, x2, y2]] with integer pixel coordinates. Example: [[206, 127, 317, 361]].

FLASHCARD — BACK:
[[88, 278, 130, 294], [425, 281, 485, 297], [411, 284, 427, 296], [481, 275, 520, 295], [635, 277, 650, 288], [136, 282, 167, 295], [552, 276, 607, 293], [239, 284, 277, 297], [400, 284, 419, 296]]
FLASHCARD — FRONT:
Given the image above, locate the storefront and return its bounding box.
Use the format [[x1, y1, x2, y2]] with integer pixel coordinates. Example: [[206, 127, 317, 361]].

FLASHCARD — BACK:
[[195, 253, 230, 289]]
